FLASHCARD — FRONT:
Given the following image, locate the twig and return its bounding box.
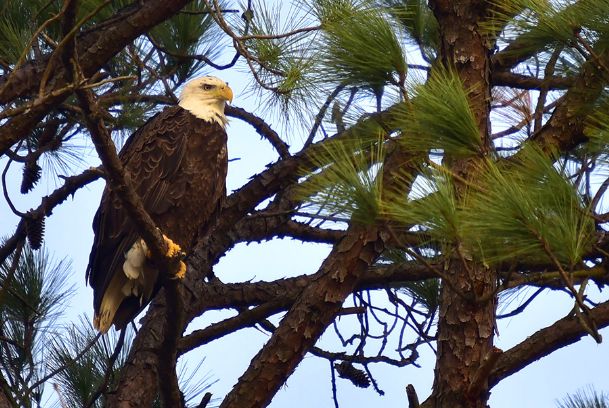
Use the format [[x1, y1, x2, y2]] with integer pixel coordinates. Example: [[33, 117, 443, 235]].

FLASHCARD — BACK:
[[197, 392, 212, 408], [180, 8, 239, 15], [147, 34, 240, 71], [591, 176, 609, 212], [575, 32, 609, 75], [11, 0, 65, 70], [305, 85, 345, 147], [2, 147, 26, 217], [81, 75, 137, 90], [533, 47, 562, 133], [202, 0, 290, 93], [309, 346, 417, 367], [178, 300, 289, 355], [492, 98, 560, 140], [38, 0, 112, 96], [0, 168, 102, 266], [496, 287, 545, 319], [238, 25, 321, 41], [330, 360, 339, 408]]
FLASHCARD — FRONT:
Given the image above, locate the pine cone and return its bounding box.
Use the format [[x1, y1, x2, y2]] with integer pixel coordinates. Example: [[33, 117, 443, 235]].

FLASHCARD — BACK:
[[334, 361, 370, 388], [21, 161, 42, 193], [25, 216, 45, 250]]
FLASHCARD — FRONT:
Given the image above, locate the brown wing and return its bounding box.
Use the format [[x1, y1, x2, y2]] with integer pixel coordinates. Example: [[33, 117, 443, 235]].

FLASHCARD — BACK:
[[86, 105, 228, 329]]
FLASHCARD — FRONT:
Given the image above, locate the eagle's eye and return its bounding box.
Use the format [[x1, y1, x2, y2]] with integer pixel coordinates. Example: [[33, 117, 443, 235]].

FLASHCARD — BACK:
[[202, 84, 214, 90]]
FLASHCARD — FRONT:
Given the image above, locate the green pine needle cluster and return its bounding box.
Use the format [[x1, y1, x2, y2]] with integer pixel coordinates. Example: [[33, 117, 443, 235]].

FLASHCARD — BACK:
[[462, 147, 594, 267], [0, 244, 73, 407], [556, 386, 609, 408], [382, 167, 461, 244], [297, 129, 386, 223], [398, 69, 483, 158], [314, 0, 407, 88], [382, 0, 439, 61], [381, 147, 593, 267], [240, 1, 321, 124], [0, 17, 32, 64], [51, 319, 132, 408], [400, 278, 440, 315], [488, 0, 609, 58], [0, 0, 131, 65]]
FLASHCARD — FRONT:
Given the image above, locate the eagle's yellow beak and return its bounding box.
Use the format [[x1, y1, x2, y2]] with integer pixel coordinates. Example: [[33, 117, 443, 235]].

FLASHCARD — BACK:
[[218, 85, 233, 104]]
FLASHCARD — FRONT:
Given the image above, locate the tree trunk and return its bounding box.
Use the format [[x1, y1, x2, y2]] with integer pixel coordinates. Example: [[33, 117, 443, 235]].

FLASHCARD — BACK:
[[431, 263, 497, 408], [427, 1, 496, 407]]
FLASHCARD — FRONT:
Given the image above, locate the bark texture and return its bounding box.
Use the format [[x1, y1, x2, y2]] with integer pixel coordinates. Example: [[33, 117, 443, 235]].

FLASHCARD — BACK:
[[428, 1, 496, 407]]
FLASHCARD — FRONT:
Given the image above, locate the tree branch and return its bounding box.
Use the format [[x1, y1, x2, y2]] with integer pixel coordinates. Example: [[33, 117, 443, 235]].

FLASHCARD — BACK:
[[489, 300, 609, 388], [219, 225, 385, 408], [492, 71, 572, 90], [177, 299, 290, 355]]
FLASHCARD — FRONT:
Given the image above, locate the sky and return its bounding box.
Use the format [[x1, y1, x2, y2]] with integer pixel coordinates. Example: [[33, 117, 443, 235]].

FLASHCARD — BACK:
[[2, 4, 609, 407]]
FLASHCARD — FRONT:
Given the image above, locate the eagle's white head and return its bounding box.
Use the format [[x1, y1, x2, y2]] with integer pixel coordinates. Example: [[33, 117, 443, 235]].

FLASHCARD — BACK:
[[179, 76, 233, 127]]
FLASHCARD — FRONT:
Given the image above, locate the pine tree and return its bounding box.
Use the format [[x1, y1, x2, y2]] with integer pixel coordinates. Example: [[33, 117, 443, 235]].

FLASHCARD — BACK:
[[1, 0, 609, 407]]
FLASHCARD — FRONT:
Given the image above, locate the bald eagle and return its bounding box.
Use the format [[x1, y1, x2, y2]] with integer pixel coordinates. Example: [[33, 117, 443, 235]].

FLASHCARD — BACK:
[[86, 76, 233, 333]]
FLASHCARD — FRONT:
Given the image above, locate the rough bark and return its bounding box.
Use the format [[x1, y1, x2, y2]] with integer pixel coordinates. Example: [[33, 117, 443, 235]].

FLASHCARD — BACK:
[[219, 225, 384, 408], [427, 1, 496, 407]]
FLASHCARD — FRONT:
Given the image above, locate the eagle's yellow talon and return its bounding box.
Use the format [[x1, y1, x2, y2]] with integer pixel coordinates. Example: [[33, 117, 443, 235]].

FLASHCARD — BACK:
[[162, 235, 182, 258], [174, 261, 187, 279]]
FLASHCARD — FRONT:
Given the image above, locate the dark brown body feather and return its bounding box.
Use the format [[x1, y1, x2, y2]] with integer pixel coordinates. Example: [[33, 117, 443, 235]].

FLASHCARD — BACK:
[[86, 105, 227, 330]]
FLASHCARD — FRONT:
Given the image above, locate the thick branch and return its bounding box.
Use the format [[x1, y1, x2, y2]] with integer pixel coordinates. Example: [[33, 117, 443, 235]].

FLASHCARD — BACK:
[[489, 300, 609, 387], [220, 225, 385, 408]]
